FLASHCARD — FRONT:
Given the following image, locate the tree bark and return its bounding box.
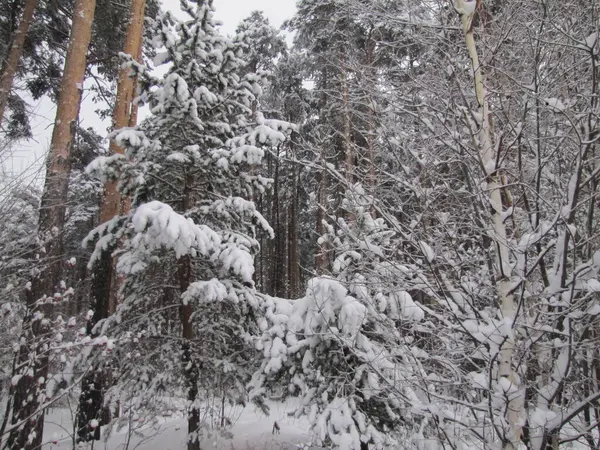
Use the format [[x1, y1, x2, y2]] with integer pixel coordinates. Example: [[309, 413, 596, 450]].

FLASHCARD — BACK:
[[264, 151, 274, 293], [456, 1, 521, 447], [178, 253, 200, 450], [76, 0, 146, 441], [7, 0, 97, 448], [178, 172, 200, 450], [315, 163, 329, 273], [0, 0, 38, 127], [99, 0, 146, 315], [99, 0, 147, 223], [364, 34, 377, 212], [340, 49, 353, 186], [287, 167, 301, 297], [271, 146, 286, 297]]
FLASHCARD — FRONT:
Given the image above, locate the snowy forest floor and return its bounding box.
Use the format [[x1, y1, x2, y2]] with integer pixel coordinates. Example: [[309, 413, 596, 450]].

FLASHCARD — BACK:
[[41, 399, 318, 449]]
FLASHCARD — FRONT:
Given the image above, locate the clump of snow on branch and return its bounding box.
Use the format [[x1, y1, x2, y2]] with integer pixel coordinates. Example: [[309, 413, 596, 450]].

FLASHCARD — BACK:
[[116, 201, 220, 274]]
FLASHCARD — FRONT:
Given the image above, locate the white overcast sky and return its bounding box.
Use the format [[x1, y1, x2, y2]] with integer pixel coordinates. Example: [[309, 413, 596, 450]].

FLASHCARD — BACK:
[[9, 0, 297, 182], [184, 0, 296, 35]]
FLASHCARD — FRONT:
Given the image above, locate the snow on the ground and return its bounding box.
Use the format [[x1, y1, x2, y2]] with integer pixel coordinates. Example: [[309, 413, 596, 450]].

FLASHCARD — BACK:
[[43, 399, 317, 450]]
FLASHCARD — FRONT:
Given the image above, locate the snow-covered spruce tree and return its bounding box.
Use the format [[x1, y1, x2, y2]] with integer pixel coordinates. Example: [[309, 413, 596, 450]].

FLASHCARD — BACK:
[[234, 10, 287, 77], [251, 185, 432, 449], [84, 1, 292, 447]]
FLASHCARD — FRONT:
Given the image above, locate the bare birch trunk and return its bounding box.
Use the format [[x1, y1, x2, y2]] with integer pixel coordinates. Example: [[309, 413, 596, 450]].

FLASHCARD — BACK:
[[8, 0, 97, 448], [456, 2, 521, 448], [0, 0, 38, 127]]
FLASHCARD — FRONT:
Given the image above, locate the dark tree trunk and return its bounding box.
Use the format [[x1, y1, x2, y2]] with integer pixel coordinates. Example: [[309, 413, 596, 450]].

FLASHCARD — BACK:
[[287, 167, 301, 297], [76, 371, 103, 442], [75, 249, 113, 442], [270, 146, 286, 297], [264, 150, 274, 293], [256, 194, 265, 290], [178, 173, 200, 450], [315, 164, 329, 273], [178, 253, 201, 450]]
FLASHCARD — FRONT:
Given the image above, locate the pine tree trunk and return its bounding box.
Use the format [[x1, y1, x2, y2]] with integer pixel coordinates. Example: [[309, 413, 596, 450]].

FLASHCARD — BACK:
[[340, 49, 353, 185], [178, 253, 200, 450], [178, 173, 200, 450], [99, 0, 147, 220], [256, 194, 265, 290], [265, 151, 275, 293], [271, 147, 285, 297], [365, 36, 377, 208], [287, 167, 300, 297], [76, 0, 146, 440], [76, 249, 111, 442], [0, 0, 38, 127], [315, 164, 329, 273], [282, 199, 290, 298], [7, 0, 96, 448], [98, 0, 146, 315]]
